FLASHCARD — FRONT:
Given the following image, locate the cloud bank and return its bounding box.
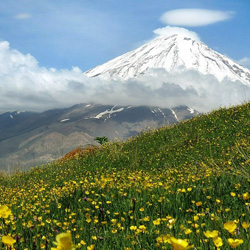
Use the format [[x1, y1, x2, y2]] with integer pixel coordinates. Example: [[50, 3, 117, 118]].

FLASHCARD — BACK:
[[0, 40, 249, 113], [160, 9, 234, 27]]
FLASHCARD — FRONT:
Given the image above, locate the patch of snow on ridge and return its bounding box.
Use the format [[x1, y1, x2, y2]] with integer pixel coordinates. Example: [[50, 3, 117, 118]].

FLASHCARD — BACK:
[[170, 109, 179, 121], [158, 108, 166, 118], [187, 107, 195, 114], [61, 118, 70, 122], [93, 106, 124, 119]]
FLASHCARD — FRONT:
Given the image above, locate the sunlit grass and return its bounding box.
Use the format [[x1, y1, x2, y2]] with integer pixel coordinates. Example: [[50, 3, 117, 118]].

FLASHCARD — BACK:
[[0, 102, 250, 249]]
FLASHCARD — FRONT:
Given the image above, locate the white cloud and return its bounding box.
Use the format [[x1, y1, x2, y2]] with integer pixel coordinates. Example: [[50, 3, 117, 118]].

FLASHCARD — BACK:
[[153, 26, 200, 40], [0, 41, 87, 111], [0, 40, 249, 113], [160, 9, 234, 27], [14, 13, 32, 20], [238, 57, 250, 69]]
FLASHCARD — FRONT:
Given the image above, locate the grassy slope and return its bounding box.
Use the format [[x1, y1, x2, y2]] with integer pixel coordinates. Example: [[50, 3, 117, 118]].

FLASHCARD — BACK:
[[0, 102, 250, 249]]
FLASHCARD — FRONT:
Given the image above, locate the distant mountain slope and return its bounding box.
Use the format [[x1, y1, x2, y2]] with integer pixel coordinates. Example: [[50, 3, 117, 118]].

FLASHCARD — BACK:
[[0, 103, 198, 171], [85, 34, 250, 85]]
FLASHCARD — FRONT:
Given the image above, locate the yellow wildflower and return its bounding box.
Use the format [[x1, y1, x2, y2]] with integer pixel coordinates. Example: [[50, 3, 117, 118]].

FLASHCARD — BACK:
[[193, 216, 199, 221], [153, 218, 161, 225], [138, 225, 147, 233], [242, 192, 250, 200], [224, 221, 237, 234], [143, 216, 150, 222], [2, 235, 16, 247], [184, 229, 192, 235], [242, 222, 250, 229], [168, 218, 177, 229], [227, 238, 243, 248], [203, 230, 219, 238], [51, 232, 75, 250], [87, 245, 95, 250], [196, 201, 202, 207], [169, 237, 193, 250], [156, 234, 171, 244], [0, 205, 11, 218], [130, 225, 137, 231], [80, 240, 86, 245], [213, 237, 223, 247]]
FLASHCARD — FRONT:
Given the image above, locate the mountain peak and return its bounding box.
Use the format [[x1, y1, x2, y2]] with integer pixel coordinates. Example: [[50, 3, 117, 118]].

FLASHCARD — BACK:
[[85, 35, 250, 85]]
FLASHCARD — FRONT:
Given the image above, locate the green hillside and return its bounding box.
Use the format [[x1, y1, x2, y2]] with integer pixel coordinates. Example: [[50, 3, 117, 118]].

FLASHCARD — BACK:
[[0, 102, 250, 249]]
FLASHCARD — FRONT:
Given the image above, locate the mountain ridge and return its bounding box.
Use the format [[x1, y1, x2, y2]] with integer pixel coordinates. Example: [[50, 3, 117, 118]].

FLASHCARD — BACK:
[[0, 103, 198, 171]]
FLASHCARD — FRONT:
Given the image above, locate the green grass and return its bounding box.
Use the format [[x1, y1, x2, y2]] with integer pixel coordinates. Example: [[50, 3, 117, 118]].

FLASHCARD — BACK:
[[0, 102, 250, 249]]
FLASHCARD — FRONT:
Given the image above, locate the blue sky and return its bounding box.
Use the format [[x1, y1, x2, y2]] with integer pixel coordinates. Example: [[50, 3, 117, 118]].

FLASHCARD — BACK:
[[0, 0, 250, 71]]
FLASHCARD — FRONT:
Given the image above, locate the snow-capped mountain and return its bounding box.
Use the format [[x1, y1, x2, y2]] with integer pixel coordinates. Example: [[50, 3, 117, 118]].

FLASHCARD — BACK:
[[85, 34, 250, 85]]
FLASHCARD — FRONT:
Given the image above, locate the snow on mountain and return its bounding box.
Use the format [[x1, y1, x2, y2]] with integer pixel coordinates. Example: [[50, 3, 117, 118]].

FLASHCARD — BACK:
[[91, 106, 124, 119], [187, 107, 195, 114], [170, 108, 179, 121], [85, 34, 250, 85], [60, 118, 70, 123], [4, 111, 27, 120]]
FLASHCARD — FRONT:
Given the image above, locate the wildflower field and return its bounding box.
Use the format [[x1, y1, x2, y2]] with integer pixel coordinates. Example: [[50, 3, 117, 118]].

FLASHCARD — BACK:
[[0, 102, 250, 249]]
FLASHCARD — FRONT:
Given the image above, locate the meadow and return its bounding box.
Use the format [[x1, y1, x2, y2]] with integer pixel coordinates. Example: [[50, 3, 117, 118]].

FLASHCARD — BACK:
[[0, 102, 250, 249]]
